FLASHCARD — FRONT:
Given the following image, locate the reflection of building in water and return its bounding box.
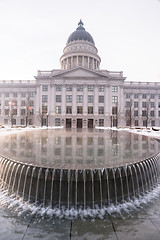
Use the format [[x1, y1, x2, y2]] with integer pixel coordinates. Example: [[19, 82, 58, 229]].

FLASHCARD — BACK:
[[0, 130, 159, 168], [0, 21, 160, 128]]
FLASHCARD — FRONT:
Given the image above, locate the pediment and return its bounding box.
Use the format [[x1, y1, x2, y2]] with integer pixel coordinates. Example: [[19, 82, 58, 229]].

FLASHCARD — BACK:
[[51, 67, 107, 79]]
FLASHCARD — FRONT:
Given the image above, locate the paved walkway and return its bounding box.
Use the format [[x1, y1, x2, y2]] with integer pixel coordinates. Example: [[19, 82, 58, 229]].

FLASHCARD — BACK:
[[0, 196, 160, 240]]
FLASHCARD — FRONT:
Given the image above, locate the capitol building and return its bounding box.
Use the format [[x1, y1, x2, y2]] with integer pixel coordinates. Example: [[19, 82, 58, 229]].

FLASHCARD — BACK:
[[0, 20, 160, 128]]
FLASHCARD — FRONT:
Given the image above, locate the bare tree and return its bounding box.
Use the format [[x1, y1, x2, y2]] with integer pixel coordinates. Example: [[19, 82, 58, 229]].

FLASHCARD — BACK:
[[125, 99, 135, 128], [112, 102, 122, 127], [21, 94, 34, 127]]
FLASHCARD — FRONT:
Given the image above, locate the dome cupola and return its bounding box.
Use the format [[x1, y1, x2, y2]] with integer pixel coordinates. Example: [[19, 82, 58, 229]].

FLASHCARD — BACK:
[[60, 20, 101, 70], [67, 20, 95, 45]]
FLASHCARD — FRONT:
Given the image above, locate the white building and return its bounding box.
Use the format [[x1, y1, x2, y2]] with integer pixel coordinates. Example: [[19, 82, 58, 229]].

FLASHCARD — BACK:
[[0, 20, 160, 128]]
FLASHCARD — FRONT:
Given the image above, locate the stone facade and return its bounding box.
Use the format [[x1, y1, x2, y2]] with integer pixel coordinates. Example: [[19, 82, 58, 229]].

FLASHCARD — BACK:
[[0, 21, 160, 128]]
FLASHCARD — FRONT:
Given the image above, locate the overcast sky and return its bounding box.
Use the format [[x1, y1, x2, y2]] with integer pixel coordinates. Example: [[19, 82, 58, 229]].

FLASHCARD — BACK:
[[0, 0, 160, 82]]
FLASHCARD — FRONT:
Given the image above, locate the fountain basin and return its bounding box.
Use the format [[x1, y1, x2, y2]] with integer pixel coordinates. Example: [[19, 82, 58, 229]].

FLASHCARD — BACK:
[[0, 129, 159, 209]]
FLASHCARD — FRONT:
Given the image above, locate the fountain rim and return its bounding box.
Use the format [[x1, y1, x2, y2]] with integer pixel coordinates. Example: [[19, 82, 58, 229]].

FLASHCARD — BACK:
[[0, 152, 159, 172]]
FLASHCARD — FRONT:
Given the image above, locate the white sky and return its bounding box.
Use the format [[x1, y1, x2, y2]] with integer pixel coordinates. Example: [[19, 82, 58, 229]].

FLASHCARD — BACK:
[[0, 0, 160, 82]]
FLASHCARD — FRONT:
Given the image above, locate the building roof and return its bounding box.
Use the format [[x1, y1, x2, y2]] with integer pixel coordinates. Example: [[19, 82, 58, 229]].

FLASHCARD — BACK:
[[67, 20, 95, 45]]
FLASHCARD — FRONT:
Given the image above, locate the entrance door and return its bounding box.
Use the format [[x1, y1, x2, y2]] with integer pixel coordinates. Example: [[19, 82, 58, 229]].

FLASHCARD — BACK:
[[66, 118, 72, 128], [88, 119, 93, 128], [77, 119, 83, 128]]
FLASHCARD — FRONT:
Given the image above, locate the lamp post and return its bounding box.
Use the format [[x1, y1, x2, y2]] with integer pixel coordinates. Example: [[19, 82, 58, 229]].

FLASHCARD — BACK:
[[110, 113, 112, 128], [46, 113, 48, 127]]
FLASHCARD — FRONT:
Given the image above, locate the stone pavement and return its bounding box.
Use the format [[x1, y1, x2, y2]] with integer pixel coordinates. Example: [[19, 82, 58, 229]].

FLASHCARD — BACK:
[[0, 197, 160, 240]]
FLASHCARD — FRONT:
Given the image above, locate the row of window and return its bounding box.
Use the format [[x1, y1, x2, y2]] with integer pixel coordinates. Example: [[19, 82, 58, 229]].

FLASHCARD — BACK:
[[42, 85, 118, 92], [126, 110, 160, 117], [1, 100, 34, 107], [3, 118, 33, 125], [42, 95, 118, 103], [125, 93, 160, 99], [0, 92, 35, 98], [55, 106, 105, 115], [126, 120, 156, 127], [1, 109, 34, 116], [126, 101, 157, 108]]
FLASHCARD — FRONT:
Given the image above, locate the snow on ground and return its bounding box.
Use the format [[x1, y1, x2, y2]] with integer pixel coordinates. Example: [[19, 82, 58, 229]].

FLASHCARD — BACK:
[[0, 125, 160, 139]]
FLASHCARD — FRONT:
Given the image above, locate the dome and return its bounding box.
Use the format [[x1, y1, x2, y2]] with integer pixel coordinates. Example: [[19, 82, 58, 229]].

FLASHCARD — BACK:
[[67, 20, 95, 45]]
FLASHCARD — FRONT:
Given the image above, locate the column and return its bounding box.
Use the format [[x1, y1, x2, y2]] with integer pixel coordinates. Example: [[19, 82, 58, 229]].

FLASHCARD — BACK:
[[72, 84, 77, 116], [83, 84, 88, 115]]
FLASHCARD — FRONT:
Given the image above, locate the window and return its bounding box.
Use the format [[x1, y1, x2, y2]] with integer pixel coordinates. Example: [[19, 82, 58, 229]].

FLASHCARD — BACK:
[[29, 119, 33, 125], [88, 85, 94, 91], [42, 105, 47, 114], [66, 95, 72, 102], [88, 106, 93, 114], [135, 120, 139, 126], [55, 106, 61, 114], [142, 110, 147, 116], [77, 95, 83, 103], [77, 106, 83, 114], [150, 102, 155, 108], [112, 107, 117, 115], [42, 95, 48, 103], [56, 85, 62, 91], [98, 85, 104, 92], [134, 94, 138, 98], [5, 109, 9, 115], [55, 118, 61, 126], [134, 110, 138, 116], [142, 94, 146, 99], [150, 111, 154, 117], [30, 109, 34, 115], [151, 120, 155, 127], [125, 101, 130, 107], [99, 119, 104, 126], [21, 109, 26, 115], [126, 110, 130, 116], [4, 119, 8, 124], [12, 119, 16, 125], [142, 102, 147, 108], [158, 102, 160, 108], [112, 86, 118, 92], [56, 95, 61, 102], [29, 100, 34, 106], [98, 107, 104, 114], [5, 92, 9, 97], [5, 100, 9, 106], [66, 106, 72, 114], [21, 119, 25, 125], [150, 94, 154, 99], [143, 120, 147, 127], [66, 85, 72, 91], [77, 85, 83, 91], [98, 96, 104, 103], [21, 92, 26, 97], [126, 120, 130, 126], [13, 109, 17, 115], [42, 85, 48, 91], [126, 93, 130, 98], [158, 94, 160, 99], [134, 102, 138, 108], [30, 92, 35, 97], [21, 100, 25, 106], [112, 96, 118, 103], [12, 100, 17, 106], [88, 95, 94, 103], [13, 92, 18, 97]]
